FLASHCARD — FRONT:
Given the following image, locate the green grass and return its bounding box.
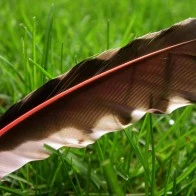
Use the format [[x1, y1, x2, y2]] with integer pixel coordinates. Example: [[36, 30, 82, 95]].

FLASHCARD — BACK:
[[0, 0, 196, 195]]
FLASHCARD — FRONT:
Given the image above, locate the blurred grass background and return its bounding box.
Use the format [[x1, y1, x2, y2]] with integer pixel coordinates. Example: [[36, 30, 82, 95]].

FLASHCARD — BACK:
[[0, 0, 195, 195]]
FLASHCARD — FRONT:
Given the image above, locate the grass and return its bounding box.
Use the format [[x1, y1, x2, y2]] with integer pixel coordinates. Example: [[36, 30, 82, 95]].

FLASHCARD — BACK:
[[0, 0, 196, 195]]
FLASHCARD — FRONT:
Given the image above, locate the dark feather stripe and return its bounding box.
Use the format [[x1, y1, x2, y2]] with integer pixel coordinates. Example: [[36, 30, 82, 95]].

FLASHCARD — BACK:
[[1, 18, 196, 129]]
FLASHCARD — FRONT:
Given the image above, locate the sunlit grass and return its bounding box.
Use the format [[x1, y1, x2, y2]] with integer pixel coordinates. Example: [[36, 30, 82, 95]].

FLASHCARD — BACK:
[[0, 0, 195, 195]]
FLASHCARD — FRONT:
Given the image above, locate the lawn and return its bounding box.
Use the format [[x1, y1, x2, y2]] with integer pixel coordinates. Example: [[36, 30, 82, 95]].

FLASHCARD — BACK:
[[0, 0, 196, 195]]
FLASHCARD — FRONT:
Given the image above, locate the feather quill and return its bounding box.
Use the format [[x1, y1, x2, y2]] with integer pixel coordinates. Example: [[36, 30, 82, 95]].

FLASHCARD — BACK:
[[0, 18, 196, 179]]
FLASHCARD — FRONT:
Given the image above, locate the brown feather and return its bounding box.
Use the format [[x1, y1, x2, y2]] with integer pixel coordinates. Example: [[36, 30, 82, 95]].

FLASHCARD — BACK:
[[0, 18, 196, 178]]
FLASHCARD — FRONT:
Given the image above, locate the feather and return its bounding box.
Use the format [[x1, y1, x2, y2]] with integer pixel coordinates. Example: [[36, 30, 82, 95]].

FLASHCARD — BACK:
[[0, 18, 196, 179]]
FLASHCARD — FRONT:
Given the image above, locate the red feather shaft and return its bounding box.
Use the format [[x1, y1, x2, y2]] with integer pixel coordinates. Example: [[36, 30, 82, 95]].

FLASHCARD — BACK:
[[0, 39, 195, 136]]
